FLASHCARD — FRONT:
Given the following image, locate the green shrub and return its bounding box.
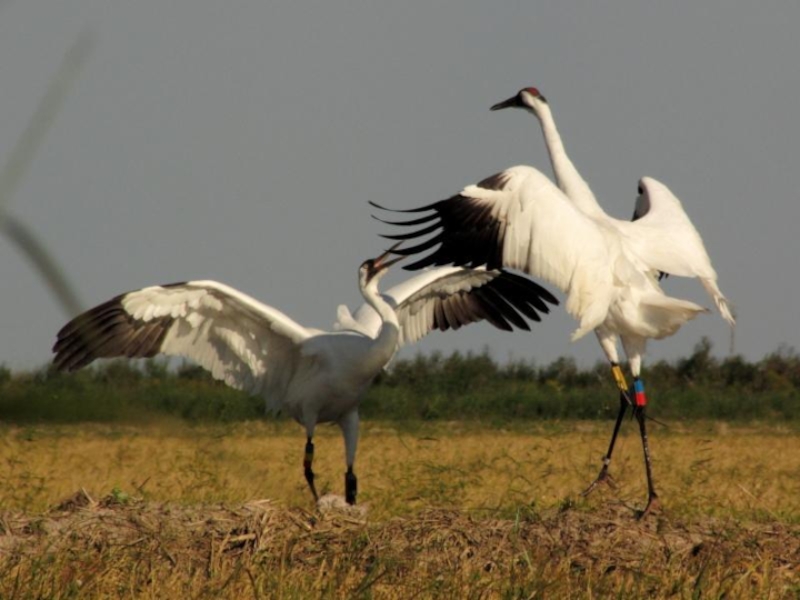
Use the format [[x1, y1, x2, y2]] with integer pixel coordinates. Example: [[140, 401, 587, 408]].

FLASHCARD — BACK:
[[1, 340, 798, 424]]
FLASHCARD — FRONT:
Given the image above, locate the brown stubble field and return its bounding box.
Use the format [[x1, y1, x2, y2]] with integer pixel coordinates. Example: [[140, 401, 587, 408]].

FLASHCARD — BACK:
[[1, 420, 799, 597]]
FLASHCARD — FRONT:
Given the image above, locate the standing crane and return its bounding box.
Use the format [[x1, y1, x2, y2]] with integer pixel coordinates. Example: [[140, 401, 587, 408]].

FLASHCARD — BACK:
[[53, 245, 557, 505], [490, 86, 736, 508], [372, 90, 733, 516]]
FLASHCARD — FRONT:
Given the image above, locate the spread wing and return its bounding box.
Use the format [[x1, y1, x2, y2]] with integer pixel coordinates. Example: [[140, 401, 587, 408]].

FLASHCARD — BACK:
[[334, 265, 558, 349], [372, 165, 621, 338], [629, 177, 716, 279], [52, 280, 313, 395], [628, 177, 735, 326]]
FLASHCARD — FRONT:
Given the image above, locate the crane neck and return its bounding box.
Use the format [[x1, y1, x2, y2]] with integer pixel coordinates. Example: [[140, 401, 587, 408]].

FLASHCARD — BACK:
[[359, 277, 400, 373], [534, 102, 604, 218]]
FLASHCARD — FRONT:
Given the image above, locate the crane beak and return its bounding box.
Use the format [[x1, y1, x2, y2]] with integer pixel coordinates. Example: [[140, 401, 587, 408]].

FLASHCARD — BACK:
[[374, 242, 405, 271], [490, 94, 523, 111]]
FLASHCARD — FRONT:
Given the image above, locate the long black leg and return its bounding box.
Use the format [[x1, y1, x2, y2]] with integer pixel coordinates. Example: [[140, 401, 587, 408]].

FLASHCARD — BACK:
[[582, 363, 632, 496], [632, 377, 659, 518], [582, 391, 629, 496], [303, 437, 319, 502], [345, 466, 357, 505]]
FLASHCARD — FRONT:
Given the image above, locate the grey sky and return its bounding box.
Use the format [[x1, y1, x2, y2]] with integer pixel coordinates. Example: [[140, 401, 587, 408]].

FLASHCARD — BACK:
[[1, 1, 797, 372]]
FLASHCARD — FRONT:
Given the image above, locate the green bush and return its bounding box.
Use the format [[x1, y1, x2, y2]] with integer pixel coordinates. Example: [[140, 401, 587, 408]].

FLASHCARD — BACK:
[[1, 340, 798, 424]]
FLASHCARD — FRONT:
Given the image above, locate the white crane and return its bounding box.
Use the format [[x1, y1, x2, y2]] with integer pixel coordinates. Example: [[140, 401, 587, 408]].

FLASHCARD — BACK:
[[372, 89, 734, 516], [52, 246, 558, 505], [490, 86, 736, 511]]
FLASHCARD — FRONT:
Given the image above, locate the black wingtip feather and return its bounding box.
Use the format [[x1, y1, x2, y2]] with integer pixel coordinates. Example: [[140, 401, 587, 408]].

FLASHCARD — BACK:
[[379, 222, 442, 241], [370, 212, 440, 227], [372, 192, 562, 331], [52, 294, 173, 372], [369, 199, 446, 214]]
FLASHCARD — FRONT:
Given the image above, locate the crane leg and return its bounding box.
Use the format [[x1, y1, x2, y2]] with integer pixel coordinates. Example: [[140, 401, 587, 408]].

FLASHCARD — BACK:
[[345, 466, 357, 505], [303, 437, 319, 502], [582, 363, 631, 496], [632, 378, 659, 518]]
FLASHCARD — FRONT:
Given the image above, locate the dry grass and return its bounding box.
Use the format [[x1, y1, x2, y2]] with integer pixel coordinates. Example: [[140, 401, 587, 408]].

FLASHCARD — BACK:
[[2, 420, 799, 520], [1, 421, 799, 597]]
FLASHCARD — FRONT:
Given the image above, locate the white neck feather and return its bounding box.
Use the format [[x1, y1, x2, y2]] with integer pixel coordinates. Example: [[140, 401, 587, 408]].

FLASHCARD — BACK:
[[359, 277, 400, 373], [534, 102, 605, 219]]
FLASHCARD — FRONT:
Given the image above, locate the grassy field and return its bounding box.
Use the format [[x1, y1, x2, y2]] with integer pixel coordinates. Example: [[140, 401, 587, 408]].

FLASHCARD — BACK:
[[1, 420, 799, 597]]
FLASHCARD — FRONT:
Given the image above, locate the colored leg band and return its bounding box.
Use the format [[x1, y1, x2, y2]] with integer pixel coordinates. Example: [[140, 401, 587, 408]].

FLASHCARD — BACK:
[[611, 364, 628, 392], [633, 379, 647, 406]]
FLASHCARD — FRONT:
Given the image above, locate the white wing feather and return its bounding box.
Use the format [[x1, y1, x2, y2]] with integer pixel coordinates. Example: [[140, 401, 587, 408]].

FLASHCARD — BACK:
[[336, 266, 497, 349], [625, 178, 735, 326], [122, 280, 312, 394], [625, 177, 716, 278], [465, 166, 625, 338]]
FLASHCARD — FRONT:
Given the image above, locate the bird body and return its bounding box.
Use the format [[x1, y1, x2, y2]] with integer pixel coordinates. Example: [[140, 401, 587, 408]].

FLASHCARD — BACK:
[[380, 164, 708, 345], [375, 86, 734, 516], [53, 252, 557, 504], [494, 87, 734, 331], [503, 87, 733, 515]]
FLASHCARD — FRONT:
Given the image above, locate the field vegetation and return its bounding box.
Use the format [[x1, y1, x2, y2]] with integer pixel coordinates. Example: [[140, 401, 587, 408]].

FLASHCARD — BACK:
[[1, 340, 799, 597], [1, 338, 798, 425]]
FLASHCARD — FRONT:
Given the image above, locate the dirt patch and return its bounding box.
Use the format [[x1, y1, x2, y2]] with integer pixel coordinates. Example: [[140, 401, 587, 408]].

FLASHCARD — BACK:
[[1, 490, 799, 598]]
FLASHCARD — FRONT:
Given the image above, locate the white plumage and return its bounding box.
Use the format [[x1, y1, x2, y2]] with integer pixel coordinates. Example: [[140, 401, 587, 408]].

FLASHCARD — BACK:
[[376, 166, 714, 347], [508, 87, 734, 332], [373, 86, 734, 516], [493, 87, 736, 515], [53, 248, 557, 505], [337, 265, 512, 346]]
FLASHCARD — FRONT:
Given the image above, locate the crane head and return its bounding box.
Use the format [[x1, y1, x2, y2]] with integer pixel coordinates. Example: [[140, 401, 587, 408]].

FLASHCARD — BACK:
[[491, 87, 547, 112], [360, 242, 404, 285]]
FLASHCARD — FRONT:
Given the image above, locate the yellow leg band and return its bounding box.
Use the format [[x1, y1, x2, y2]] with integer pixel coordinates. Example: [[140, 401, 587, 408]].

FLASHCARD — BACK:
[[611, 364, 628, 392]]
